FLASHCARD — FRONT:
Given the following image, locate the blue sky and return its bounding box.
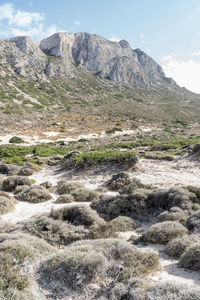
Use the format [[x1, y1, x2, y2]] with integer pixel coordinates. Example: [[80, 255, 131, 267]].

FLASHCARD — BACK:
[[1, 0, 200, 93]]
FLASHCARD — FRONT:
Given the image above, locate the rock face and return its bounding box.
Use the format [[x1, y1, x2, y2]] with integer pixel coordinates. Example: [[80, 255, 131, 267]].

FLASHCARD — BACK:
[[1, 32, 175, 88]]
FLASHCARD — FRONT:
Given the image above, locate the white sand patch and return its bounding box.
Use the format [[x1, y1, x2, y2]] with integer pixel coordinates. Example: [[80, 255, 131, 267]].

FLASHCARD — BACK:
[[30, 166, 118, 196], [134, 157, 200, 188], [0, 129, 137, 146], [43, 131, 59, 137], [1, 198, 90, 224], [140, 244, 200, 288]]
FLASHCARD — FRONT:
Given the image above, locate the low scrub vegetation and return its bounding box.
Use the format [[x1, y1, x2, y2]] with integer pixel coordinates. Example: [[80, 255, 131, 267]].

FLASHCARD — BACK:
[[18, 186, 52, 203], [186, 210, 200, 233], [69, 151, 138, 168], [109, 216, 138, 232], [141, 221, 188, 244], [166, 234, 200, 257], [0, 232, 55, 294], [179, 242, 200, 271], [157, 207, 189, 225], [0, 195, 17, 215], [9, 136, 25, 144], [39, 239, 159, 296], [2, 176, 31, 192], [55, 194, 74, 203]]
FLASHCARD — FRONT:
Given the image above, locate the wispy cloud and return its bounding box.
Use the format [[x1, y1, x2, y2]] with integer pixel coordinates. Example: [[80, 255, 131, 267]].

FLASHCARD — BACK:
[[110, 36, 121, 42], [139, 33, 144, 39], [192, 50, 200, 57], [74, 21, 80, 26], [0, 2, 66, 39], [162, 53, 200, 93]]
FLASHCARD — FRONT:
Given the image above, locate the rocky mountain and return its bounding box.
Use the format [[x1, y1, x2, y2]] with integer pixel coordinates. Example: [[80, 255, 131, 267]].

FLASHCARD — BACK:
[[2, 32, 174, 89], [0, 31, 200, 133]]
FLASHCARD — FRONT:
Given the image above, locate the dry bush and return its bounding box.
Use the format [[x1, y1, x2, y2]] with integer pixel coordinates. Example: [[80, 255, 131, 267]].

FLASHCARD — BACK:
[[0, 231, 55, 296], [2, 176, 31, 192], [18, 186, 52, 203], [24, 215, 89, 245], [40, 181, 52, 189], [56, 181, 85, 195], [144, 282, 200, 300], [0, 195, 17, 215], [55, 194, 74, 203], [14, 185, 29, 195], [71, 188, 99, 202], [50, 205, 105, 227], [166, 234, 200, 257], [106, 172, 131, 191], [39, 239, 159, 294], [0, 232, 56, 257], [91, 188, 153, 221], [186, 210, 200, 233], [109, 216, 138, 232], [157, 207, 189, 225], [179, 242, 200, 271], [0, 289, 35, 300], [141, 221, 188, 244]]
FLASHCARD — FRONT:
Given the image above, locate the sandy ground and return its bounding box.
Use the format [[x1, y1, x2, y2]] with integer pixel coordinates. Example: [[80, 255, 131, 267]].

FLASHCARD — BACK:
[[1, 154, 200, 296], [1, 166, 117, 224], [0, 129, 136, 145], [135, 157, 200, 188], [141, 243, 200, 288]]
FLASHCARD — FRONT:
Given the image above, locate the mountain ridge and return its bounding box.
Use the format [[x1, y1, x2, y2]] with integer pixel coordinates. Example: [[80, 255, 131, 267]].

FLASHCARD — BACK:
[[0, 31, 200, 134], [4, 32, 175, 89]]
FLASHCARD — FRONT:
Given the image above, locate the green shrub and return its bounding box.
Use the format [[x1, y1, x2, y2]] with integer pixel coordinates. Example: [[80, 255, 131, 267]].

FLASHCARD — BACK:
[[70, 151, 138, 168], [106, 127, 123, 134], [9, 137, 25, 144], [141, 221, 188, 244]]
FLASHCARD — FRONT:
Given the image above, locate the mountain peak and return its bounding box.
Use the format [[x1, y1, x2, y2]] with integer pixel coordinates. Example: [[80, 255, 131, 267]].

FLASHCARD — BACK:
[[3, 32, 175, 89]]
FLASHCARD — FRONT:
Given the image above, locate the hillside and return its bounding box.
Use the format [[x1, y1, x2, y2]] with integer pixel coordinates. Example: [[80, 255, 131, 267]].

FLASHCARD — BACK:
[[0, 32, 200, 135]]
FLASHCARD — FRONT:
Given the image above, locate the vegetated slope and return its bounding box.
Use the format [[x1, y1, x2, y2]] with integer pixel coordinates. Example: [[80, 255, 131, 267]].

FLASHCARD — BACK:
[[0, 32, 200, 131]]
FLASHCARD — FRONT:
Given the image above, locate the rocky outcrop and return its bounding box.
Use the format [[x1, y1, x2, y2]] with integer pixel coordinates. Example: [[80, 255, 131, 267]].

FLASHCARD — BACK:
[[1, 32, 175, 88]]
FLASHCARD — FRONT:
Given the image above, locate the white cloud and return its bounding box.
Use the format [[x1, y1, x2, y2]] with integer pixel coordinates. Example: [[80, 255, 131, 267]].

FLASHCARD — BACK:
[[0, 2, 66, 39], [192, 51, 200, 57], [162, 54, 200, 93], [139, 33, 144, 39], [0, 3, 14, 20], [74, 21, 80, 26], [110, 36, 121, 42], [9, 10, 44, 27]]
